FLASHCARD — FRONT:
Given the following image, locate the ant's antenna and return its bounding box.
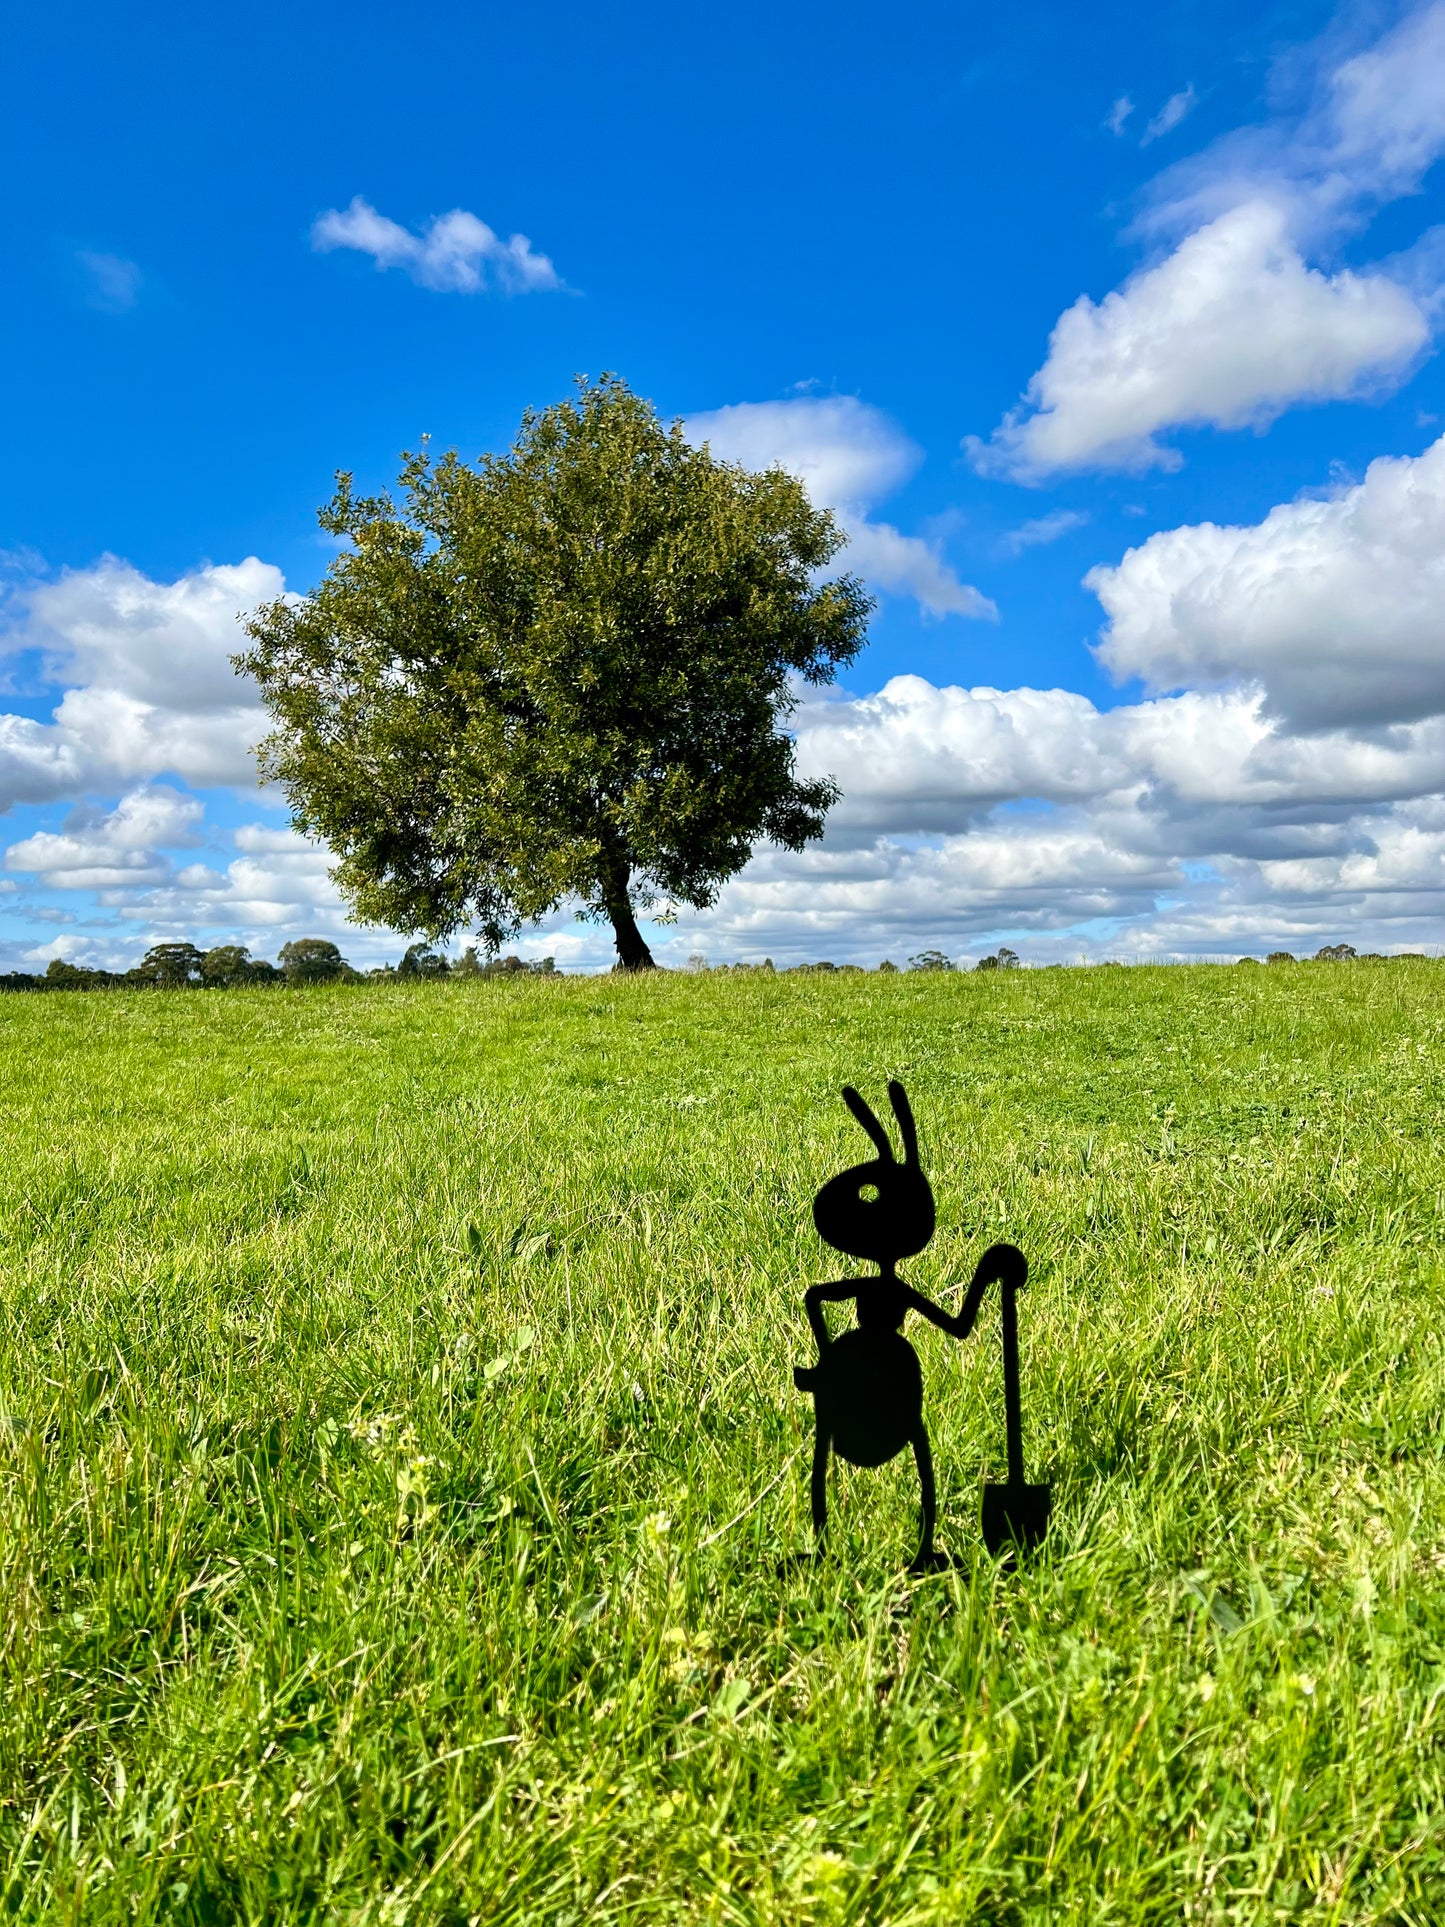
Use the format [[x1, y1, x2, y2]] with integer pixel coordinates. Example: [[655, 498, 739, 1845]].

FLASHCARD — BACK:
[[887, 1080, 920, 1167], [842, 1086, 894, 1162]]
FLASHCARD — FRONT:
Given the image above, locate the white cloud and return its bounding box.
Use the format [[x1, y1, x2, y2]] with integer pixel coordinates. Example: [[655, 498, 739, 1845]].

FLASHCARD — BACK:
[[5, 787, 201, 890], [1088, 432, 1445, 728], [998, 509, 1088, 555], [311, 197, 561, 294], [794, 675, 1445, 839], [1142, 85, 1197, 146], [969, 7, 1445, 477], [686, 397, 995, 619], [0, 556, 278, 807], [687, 396, 921, 507], [1106, 95, 1134, 137], [969, 203, 1427, 477], [126, 821, 348, 928], [593, 656, 1445, 964], [1324, 6, 1445, 207], [77, 252, 141, 314]]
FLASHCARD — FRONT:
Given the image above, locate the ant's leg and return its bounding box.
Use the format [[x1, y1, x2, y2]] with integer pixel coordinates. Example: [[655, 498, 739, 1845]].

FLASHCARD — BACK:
[[810, 1428, 830, 1550], [909, 1424, 942, 1571]]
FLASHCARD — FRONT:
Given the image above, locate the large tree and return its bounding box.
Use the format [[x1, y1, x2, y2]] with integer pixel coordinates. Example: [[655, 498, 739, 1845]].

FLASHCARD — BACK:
[[237, 376, 871, 969]]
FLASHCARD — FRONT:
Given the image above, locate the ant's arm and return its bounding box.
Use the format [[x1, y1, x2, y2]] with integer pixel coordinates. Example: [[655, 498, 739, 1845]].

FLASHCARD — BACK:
[[907, 1242, 1026, 1341], [803, 1279, 863, 1353]]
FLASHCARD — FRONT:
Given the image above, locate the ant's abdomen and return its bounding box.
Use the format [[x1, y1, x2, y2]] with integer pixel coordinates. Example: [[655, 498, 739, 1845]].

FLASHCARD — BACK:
[[812, 1327, 923, 1468]]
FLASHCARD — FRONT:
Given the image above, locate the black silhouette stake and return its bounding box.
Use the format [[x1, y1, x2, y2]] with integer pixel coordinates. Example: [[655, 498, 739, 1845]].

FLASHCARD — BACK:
[[793, 1079, 1025, 1572], [979, 1245, 1051, 1560]]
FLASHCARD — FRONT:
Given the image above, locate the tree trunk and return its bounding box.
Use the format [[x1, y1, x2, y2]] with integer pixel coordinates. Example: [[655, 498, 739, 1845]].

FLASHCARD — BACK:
[[601, 861, 655, 970]]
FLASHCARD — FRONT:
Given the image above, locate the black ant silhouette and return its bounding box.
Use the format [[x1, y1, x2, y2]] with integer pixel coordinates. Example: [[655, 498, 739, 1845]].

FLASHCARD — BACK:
[[793, 1080, 1026, 1571]]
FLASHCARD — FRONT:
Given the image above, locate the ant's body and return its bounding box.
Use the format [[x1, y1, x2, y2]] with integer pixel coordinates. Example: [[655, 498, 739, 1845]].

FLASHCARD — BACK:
[[794, 1080, 1024, 1570]]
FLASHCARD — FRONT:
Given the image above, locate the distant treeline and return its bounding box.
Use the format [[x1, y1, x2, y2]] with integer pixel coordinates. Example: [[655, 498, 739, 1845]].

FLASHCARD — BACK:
[[1, 937, 1427, 994], [0, 940, 559, 993]]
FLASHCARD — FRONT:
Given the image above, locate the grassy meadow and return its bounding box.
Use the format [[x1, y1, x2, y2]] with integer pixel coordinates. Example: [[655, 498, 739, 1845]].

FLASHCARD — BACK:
[[3, 960, 1445, 1924]]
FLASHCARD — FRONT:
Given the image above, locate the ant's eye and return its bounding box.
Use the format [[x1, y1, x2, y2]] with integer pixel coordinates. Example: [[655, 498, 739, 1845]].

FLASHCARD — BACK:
[[859, 1182, 880, 1203]]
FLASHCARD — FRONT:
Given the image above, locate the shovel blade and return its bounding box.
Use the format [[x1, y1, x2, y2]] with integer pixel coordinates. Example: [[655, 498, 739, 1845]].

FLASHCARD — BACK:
[[981, 1481, 1052, 1559]]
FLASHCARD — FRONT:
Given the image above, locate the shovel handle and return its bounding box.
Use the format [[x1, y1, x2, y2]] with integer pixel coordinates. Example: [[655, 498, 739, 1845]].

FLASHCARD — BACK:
[[1001, 1278, 1025, 1488]]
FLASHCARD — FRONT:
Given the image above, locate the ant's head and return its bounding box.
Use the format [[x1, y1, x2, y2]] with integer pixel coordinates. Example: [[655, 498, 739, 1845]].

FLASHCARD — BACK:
[[812, 1080, 935, 1267]]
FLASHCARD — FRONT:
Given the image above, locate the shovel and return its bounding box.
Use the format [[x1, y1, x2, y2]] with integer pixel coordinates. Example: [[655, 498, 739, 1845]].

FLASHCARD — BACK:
[[980, 1251, 1051, 1559]]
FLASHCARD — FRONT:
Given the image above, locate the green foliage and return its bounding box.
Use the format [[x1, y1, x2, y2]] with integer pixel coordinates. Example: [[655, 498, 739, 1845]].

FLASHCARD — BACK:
[[908, 948, 954, 971], [1268, 950, 1298, 964], [42, 958, 122, 991], [4, 963, 1445, 1919], [1315, 942, 1358, 961], [278, 937, 348, 985], [236, 375, 872, 970], [398, 941, 451, 979], [200, 943, 279, 988], [976, 945, 1020, 972], [128, 942, 205, 989]]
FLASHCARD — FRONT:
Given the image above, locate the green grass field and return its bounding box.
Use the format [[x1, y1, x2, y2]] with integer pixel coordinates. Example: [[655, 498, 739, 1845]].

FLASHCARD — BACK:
[[3, 962, 1445, 1925]]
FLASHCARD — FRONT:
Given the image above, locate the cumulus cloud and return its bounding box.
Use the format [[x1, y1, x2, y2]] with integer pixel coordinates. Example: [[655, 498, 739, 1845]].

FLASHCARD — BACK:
[[311, 197, 561, 294], [5, 787, 201, 891], [0, 555, 278, 807], [698, 817, 1174, 952], [686, 397, 995, 619], [794, 675, 1445, 838], [969, 203, 1427, 476], [630, 672, 1445, 964], [123, 822, 349, 929], [969, 7, 1445, 477], [1088, 432, 1445, 728]]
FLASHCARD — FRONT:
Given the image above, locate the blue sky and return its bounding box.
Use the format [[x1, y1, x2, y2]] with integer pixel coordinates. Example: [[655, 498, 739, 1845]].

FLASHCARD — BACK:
[[5, 0, 1445, 967]]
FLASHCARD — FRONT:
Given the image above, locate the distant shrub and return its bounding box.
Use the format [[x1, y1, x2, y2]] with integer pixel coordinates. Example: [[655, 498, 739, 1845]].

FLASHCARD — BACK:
[[1267, 951, 1297, 964], [1314, 944, 1357, 962], [908, 950, 953, 972], [471, 953, 558, 978], [1235, 956, 1261, 966], [976, 947, 1020, 972], [877, 960, 898, 973]]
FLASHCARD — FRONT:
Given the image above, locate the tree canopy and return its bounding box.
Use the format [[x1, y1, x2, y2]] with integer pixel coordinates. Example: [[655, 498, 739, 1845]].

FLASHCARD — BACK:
[[237, 375, 872, 968], [279, 938, 349, 984]]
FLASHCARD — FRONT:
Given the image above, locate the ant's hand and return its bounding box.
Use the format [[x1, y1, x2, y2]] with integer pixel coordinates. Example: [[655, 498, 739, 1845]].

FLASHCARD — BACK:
[[974, 1242, 1027, 1291]]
